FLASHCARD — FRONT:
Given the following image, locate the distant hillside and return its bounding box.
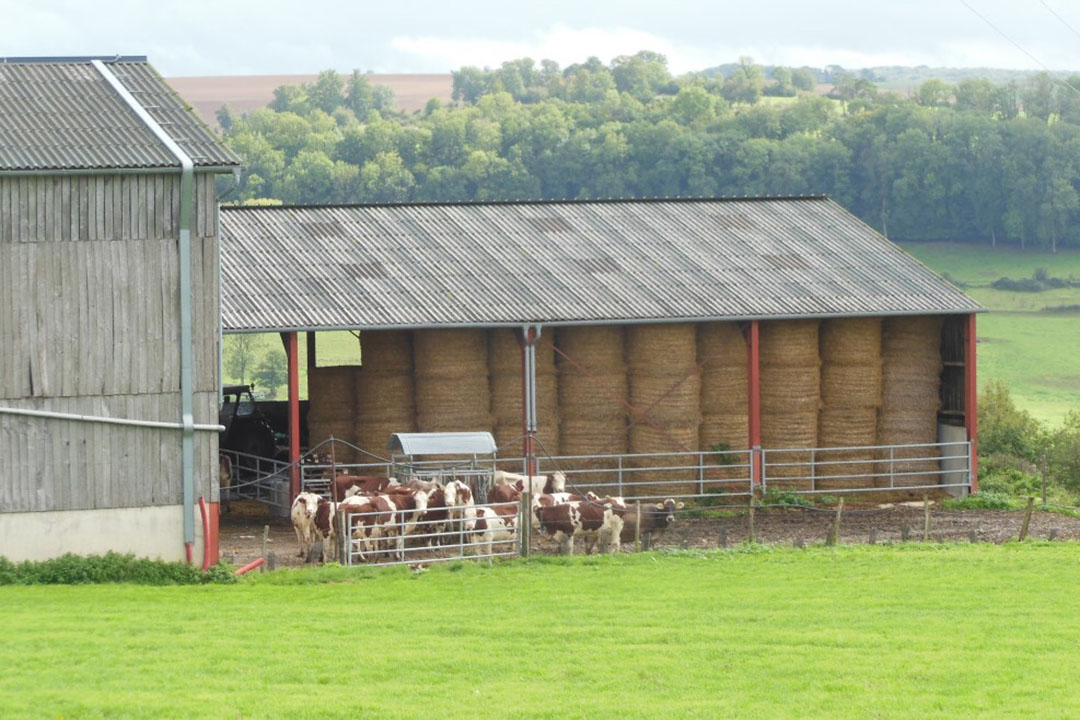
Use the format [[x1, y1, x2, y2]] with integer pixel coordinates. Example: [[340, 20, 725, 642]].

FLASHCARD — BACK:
[[167, 73, 453, 128], [702, 63, 1078, 92]]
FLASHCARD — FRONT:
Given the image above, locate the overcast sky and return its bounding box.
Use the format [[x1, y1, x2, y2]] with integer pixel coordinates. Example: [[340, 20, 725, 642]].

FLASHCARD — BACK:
[[3, 0, 1079, 77]]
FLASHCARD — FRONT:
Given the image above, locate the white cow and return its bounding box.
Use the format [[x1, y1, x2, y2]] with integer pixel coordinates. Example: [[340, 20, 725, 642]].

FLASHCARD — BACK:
[[493, 470, 567, 495], [290, 492, 323, 559]]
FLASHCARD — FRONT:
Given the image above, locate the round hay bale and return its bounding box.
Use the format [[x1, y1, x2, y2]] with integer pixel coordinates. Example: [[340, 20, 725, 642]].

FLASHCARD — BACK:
[[307, 366, 358, 462], [628, 374, 702, 424], [359, 330, 412, 373], [817, 407, 879, 490], [557, 327, 629, 478], [820, 318, 882, 363], [413, 329, 491, 433], [626, 323, 697, 371], [354, 371, 415, 460], [759, 320, 819, 367], [700, 413, 750, 486], [759, 322, 820, 489], [698, 322, 746, 368], [820, 364, 883, 406], [876, 316, 943, 488], [628, 423, 699, 496], [699, 323, 747, 446]]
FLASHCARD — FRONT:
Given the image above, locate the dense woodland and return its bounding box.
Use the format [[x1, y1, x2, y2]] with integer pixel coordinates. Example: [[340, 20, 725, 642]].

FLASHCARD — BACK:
[[217, 53, 1080, 250]]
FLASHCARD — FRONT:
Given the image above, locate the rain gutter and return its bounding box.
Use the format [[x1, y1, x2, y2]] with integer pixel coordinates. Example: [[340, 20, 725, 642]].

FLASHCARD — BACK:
[[92, 59, 198, 558]]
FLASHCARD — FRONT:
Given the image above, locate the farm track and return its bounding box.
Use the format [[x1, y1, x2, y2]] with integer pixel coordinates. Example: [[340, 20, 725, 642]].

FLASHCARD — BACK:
[[219, 505, 1080, 568]]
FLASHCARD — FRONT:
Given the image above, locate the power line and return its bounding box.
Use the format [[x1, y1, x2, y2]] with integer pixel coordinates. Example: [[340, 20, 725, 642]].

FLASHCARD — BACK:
[[958, 0, 1080, 97], [1040, 0, 1080, 46]]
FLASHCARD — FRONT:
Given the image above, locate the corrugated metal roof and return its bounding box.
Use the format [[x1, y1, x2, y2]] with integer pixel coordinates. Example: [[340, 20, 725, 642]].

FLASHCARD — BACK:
[[0, 58, 239, 171], [220, 197, 983, 332], [388, 432, 498, 456]]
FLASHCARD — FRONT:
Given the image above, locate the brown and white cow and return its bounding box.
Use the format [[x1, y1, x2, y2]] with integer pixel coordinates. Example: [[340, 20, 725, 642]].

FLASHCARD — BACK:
[[385, 486, 432, 559], [344, 495, 399, 562], [493, 470, 567, 495], [444, 480, 476, 534], [312, 498, 338, 563], [470, 503, 519, 556], [618, 499, 685, 544], [534, 498, 623, 555], [331, 474, 398, 500], [290, 492, 323, 559]]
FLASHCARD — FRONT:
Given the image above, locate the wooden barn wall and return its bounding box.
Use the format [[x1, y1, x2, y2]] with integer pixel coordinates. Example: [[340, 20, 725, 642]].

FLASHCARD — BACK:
[[0, 173, 220, 513]]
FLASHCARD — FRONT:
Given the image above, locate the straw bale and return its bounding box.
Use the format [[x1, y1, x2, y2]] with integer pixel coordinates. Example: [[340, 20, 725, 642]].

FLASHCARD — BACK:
[[359, 330, 413, 373], [413, 329, 491, 434], [875, 316, 943, 486], [820, 318, 882, 364], [700, 322, 747, 413], [488, 329, 559, 458], [487, 329, 557, 376], [700, 413, 750, 486], [354, 371, 415, 457], [817, 407, 879, 490], [626, 323, 697, 372], [556, 326, 628, 423], [759, 320, 819, 367], [820, 364, 883, 408], [307, 366, 359, 462], [628, 423, 700, 495], [559, 415, 629, 484], [628, 374, 702, 424]]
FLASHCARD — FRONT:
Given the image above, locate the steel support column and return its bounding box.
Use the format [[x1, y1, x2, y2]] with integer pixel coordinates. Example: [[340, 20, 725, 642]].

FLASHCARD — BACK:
[[521, 326, 541, 476], [964, 313, 978, 493], [284, 331, 301, 498], [746, 320, 762, 492]]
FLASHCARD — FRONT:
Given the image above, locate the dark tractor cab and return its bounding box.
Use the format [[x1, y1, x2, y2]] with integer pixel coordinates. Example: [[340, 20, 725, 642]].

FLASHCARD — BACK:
[[219, 384, 278, 460]]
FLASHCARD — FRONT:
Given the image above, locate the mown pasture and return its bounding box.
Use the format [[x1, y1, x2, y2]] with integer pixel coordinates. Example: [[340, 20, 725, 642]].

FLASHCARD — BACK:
[[2, 544, 1078, 719]]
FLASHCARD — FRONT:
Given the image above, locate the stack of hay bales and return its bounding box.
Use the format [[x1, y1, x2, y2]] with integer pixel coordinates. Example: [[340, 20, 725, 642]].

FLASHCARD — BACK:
[[307, 366, 358, 463], [488, 329, 559, 460], [354, 330, 416, 461], [626, 324, 700, 494], [698, 322, 748, 486], [760, 320, 820, 490], [817, 319, 883, 490], [413, 329, 492, 440], [877, 316, 943, 488], [557, 326, 628, 481]]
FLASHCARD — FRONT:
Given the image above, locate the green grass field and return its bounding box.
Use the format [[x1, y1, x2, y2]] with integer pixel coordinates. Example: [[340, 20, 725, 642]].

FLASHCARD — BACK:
[[2, 544, 1079, 719], [901, 242, 1080, 424]]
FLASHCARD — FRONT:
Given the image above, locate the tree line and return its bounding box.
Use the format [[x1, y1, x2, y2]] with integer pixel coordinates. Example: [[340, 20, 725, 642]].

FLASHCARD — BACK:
[[217, 53, 1080, 250]]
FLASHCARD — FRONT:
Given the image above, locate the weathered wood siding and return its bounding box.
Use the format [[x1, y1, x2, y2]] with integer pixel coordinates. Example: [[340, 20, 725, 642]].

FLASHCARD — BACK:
[[0, 173, 220, 512]]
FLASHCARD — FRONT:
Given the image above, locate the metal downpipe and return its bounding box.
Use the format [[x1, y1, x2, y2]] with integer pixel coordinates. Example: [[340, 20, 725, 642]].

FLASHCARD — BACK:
[[93, 60, 198, 559]]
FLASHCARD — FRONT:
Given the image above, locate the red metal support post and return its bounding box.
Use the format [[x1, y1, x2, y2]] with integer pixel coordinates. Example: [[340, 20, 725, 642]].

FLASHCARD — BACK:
[[964, 313, 979, 493], [746, 320, 762, 493], [285, 331, 301, 499]]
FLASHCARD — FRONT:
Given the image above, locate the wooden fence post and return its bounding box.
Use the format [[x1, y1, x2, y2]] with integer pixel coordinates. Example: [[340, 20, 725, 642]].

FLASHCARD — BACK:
[[261, 524, 269, 572], [634, 503, 642, 552], [826, 497, 844, 546], [748, 501, 756, 544], [922, 494, 931, 542], [1019, 496, 1034, 542], [521, 491, 531, 558]]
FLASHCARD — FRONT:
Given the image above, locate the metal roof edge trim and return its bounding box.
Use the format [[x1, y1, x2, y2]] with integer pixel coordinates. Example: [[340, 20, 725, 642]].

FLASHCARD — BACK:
[[222, 307, 987, 335], [0, 165, 239, 177], [0, 55, 148, 64], [218, 194, 831, 212]]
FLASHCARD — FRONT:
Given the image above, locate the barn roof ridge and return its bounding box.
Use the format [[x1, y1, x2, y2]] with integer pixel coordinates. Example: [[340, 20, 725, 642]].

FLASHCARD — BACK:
[[221, 195, 831, 212]]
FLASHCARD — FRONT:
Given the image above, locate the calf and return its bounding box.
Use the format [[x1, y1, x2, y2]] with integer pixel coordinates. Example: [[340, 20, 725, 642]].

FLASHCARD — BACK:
[[385, 486, 431, 560], [290, 492, 322, 559], [418, 485, 450, 546], [489, 483, 521, 504], [619, 499, 685, 544], [471, 504, 519, 556], [444, 480, 476, 534], [312, 498, 338, 563], [343, 495, 399, 562]]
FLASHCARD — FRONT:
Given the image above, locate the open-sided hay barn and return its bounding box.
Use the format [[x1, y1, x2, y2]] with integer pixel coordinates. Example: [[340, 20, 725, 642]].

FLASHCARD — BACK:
[[219, 198, 984, 498], [0, 57, 240, 562]]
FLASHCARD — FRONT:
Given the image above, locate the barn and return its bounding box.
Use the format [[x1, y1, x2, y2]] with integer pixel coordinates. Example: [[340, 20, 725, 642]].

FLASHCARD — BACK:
[[0, 57, 239, 562], [219, 198, 984, 503]]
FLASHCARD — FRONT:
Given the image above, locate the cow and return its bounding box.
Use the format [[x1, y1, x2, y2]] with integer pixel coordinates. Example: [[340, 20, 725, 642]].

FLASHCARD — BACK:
[[290, 492, 323, 559], [534, 497, 623, 555], [344, 495, 399, 562], [493, 470, 567, 495], [489, 483, 521, 504], [312, 498, 338, 563], [418, 484, 451, 546], [444, 480, 476, 535], [385, 486, 432, 559], [618, 499, 685, 544], [331, 474, 398, 500], [470, 504, 519, 556]]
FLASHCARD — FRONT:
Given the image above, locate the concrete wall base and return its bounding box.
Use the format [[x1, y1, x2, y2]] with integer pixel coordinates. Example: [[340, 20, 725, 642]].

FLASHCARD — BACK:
[[0, 504, 207, 563]]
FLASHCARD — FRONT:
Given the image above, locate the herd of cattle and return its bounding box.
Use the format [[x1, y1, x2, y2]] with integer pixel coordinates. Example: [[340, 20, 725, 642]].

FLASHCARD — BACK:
[[290, 470, 685, 564]]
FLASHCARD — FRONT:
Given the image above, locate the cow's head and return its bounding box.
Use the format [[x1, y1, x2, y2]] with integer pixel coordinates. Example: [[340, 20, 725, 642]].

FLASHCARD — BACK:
[[654, 499, 684, 527]]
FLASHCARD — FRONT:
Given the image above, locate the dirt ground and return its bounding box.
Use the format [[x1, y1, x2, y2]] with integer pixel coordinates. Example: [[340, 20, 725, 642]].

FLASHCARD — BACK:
[[219, 503, 1080, 568]]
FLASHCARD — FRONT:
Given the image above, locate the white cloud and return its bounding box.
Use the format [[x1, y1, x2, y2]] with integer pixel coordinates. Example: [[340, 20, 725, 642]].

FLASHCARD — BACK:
[[390, 24, 717, 74]]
